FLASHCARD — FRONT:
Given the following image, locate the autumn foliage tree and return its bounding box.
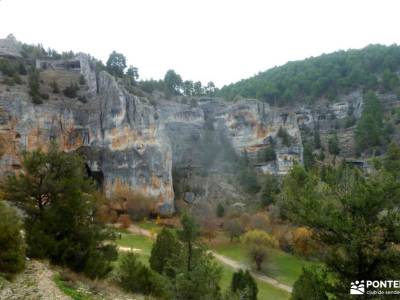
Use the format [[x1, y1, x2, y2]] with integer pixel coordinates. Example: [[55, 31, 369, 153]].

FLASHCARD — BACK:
[[292, 227, 316, 257], [242, 230, 277, 271]]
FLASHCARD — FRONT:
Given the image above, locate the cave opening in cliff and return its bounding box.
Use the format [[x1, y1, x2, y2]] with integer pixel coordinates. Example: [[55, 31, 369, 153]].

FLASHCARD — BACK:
[[85, 163, 104, 191]]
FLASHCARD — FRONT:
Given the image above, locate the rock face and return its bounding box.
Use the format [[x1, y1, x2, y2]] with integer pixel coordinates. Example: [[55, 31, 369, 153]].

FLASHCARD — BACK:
[[0, 54, 304, 214], [159, 97, 304, 172], [0, 56, 175, 214], [3, 44, 381, 213], [0, 34, 21, 58], [3, 43, 375, 213]]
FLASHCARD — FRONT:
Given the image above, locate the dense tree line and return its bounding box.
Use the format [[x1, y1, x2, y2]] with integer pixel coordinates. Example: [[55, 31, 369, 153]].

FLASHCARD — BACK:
[[282, 143, 400, 299], [218, 44, 400, 105], [140, 69, 217, 97]]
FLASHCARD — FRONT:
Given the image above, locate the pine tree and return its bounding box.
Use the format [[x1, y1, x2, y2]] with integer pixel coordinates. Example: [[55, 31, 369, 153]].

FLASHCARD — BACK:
[[4, 145, 117, 278], [231, 269, 258, 300], [106, 51, 127, 78], [150, 228, 181, 274], [168, 212, 222, 299], [292, 267, 328, 300], [328, 134, 340, 156], [216, 203, 225, 218], [178, 212, 200, 272]]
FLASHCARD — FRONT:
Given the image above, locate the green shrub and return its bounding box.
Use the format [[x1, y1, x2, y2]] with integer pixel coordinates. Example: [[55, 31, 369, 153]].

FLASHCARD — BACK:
[[0, 59, 17, 77], [12, 73, 23, 84], [50, 80, 60, 93], [41, 93, 49, 100], [261, 174, 280, 207], [0, 202, 25, 278], [117, 252, 168, 297], [53, 274, 91, 300], [78, 95, 87, 103], [257, 147, 276, 162], [28, 69, 42, 104], [63, 82, 79, 98], [327, 134, 340, 155], [18, 63, 27, 75], [216, 203, 225, 218], [32, 93, 43, 104], [239, 167, 260, 194], [2, 77, 15, 86], [79, 74, 86, 85], [277, 127, 292, 147]]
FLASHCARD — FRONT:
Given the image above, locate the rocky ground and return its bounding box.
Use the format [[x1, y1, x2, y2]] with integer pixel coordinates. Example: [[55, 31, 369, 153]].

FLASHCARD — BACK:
[[0, 260, 146, 300], [0, 260, 70, 300]]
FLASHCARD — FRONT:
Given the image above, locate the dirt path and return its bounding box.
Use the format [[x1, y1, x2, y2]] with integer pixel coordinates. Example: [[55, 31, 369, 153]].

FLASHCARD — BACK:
[[211, 252, 292, 293], [117, 246, 143, 253], [0, 260, 71, 300], [127, 224, 153, 238], [123, 224, 293, 293]]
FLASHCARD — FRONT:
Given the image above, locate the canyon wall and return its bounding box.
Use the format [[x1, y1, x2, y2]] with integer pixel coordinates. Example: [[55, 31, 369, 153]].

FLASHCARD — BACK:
[[0, 49, 373, 213]]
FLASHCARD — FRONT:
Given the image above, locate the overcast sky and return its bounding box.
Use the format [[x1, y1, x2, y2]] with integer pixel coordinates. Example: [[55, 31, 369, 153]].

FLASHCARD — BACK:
[[0, 0, 400, 87]]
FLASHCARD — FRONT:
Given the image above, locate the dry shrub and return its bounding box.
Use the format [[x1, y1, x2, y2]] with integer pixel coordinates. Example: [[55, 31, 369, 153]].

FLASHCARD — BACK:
[[97, 204, 118, 223], [226, 211, 241, 219], [239, 213, 251, 230], [58, 269, 80, 286], [93, 191, 118, 224], [224, 218, 245, 242], [201, 218, 218, 241], [111, 188, 156, 221], [250, 212, 270, 231], [292, 227, 317, 257], [118, 214, 132, 229], [0, 134, 7, 157], [157, 217, 179, 228], [271, 225, 294, 252], [58, 269, 111, 297]]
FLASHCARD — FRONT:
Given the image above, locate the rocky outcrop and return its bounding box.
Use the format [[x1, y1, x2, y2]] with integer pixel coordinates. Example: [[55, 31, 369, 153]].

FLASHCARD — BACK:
[[0, 59, 175, 214], [0, 49, 309, 214], [0, 34, 22, 58]]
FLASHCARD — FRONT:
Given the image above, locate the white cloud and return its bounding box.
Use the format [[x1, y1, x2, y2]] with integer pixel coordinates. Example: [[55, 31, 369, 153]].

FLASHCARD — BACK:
[[0, 0, 399, 86]]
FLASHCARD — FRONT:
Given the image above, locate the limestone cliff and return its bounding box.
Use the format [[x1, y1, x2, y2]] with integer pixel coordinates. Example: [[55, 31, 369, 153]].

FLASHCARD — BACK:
[[0, 54, 176, 213], [0, 36, 329, 213], [0, 51, 305, 214]]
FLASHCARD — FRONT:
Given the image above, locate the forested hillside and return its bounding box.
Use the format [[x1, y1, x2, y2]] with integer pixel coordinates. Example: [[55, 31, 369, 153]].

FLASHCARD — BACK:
[[218, 44, 400, 105]]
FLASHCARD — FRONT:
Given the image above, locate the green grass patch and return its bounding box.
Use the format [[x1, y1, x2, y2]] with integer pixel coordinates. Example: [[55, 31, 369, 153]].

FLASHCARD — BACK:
[[114, 230, 291, 299], [115, 230, 154, 256], [53, 275, 91, 300], [136, 220, 162, 232], [211, 241, 315, 286], [265, 248, 315, 286]]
